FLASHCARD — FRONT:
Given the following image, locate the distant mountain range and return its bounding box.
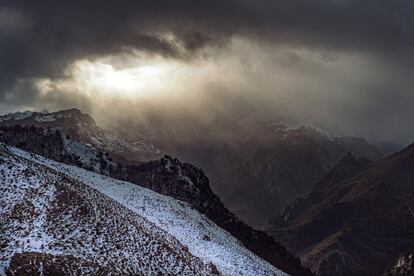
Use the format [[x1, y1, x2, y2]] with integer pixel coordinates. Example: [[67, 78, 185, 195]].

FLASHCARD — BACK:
[[267, 143, 414, 275], [147, 118, 386, 229]]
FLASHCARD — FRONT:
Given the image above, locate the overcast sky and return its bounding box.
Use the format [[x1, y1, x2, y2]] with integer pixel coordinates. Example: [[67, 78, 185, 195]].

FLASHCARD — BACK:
[[1, 0, 414, 144]]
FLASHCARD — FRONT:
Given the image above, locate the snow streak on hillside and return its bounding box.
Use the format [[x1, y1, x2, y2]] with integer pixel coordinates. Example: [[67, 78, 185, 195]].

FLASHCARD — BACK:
[[0, 146, 215, 275], [0, 144, 286, 275]]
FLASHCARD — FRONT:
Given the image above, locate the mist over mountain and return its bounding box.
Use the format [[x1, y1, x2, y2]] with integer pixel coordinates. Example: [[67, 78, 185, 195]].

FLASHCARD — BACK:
[[2, 0, 414, 275], [140, 117, 385, 228], [2, 0, 414, 145]]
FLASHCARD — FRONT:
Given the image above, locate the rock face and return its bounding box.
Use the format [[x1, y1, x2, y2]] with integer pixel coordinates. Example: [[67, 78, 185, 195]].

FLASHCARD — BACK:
[[110, 156, 311, 275], [0, 110, 311, 275], [384, 251, 414, 276], [267, 145, 414, 276]]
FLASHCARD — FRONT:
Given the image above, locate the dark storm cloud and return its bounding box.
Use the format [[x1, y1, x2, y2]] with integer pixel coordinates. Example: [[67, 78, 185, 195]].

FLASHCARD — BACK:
[[2, 0, 413, 85], [1, 0, 414, 143]]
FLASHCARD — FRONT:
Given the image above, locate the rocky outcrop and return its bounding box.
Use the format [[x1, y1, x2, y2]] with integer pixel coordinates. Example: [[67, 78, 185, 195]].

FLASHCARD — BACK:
[[384, 251, 414, 276], [111, 155, 311, 275]]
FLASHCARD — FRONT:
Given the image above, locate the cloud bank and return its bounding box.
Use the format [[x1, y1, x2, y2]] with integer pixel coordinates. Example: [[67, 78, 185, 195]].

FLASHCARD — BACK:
[[1, 0, 414, 144]]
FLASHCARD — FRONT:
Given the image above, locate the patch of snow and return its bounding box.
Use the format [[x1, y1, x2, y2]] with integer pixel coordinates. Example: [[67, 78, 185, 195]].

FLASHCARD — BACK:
[[63, 138, 109, 172], [271, 119, 337, 140], [107, 138, 161, 155], [35, 114, 57, 122], [14, 110, 33, 120], [0, 110, 33, 121], [34, 112, 73, 123]]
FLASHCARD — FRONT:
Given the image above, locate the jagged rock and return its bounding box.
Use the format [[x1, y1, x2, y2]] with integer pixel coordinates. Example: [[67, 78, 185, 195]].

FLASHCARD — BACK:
[[384, 250, 414, 276]]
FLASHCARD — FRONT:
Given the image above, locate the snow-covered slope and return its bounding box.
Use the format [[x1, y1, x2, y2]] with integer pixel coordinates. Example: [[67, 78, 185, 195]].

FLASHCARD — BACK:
[[0, 143, 286, 275]]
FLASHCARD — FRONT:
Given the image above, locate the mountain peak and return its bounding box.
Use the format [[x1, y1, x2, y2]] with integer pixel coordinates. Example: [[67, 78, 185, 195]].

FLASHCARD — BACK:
[[58, 108, 83, 115], [269, 140, 414, 275]]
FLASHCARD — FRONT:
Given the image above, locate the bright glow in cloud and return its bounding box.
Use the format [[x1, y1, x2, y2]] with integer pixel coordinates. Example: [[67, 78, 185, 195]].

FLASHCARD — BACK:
[[71, 60, 182, 98], [34, 47, 246, 104]]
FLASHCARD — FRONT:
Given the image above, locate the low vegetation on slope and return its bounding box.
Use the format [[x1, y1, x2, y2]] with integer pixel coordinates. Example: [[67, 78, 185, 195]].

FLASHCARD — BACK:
[[0, 146, 216, 275], [0, 143, 286, 275]]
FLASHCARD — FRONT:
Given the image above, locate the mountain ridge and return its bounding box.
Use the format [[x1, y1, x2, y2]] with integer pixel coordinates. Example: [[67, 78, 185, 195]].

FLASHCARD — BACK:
[[267, 143, 414, 275], [1, 142, 287, 275], [158, 119, 383, 228], [0, 109, 311, 275]]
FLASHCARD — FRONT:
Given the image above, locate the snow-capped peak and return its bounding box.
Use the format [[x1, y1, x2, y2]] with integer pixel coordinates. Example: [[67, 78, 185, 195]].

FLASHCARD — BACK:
[[0, 110, 34, 121], [270, 118, 337, 140]]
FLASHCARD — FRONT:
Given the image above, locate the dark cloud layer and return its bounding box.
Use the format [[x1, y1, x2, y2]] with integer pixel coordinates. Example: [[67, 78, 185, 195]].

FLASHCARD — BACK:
[[2, 0, 414, 82], [1, 0, 414, 143]]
